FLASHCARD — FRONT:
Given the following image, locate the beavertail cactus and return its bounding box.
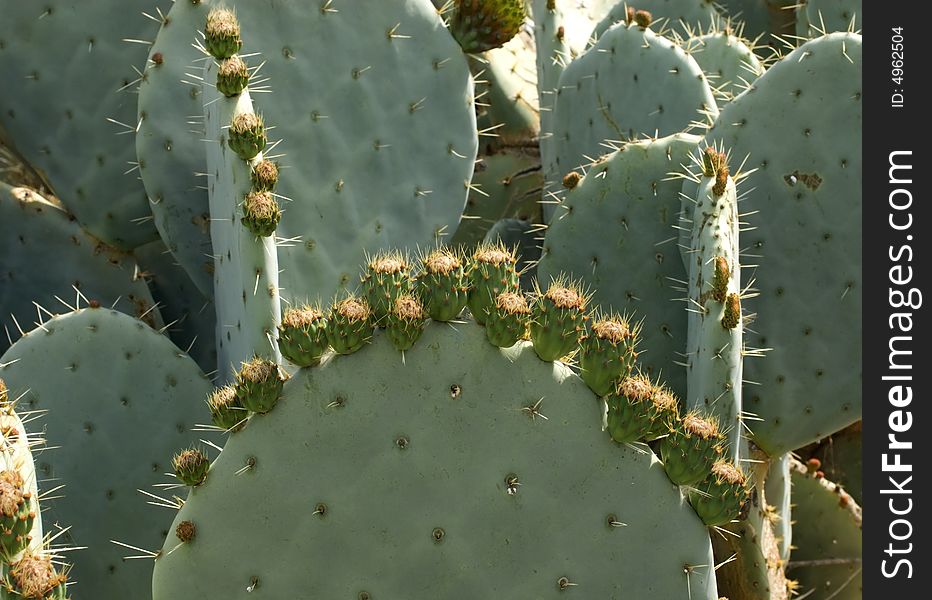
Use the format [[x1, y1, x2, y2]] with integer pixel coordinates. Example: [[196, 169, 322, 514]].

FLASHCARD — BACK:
[[152, 289, 719, 599]]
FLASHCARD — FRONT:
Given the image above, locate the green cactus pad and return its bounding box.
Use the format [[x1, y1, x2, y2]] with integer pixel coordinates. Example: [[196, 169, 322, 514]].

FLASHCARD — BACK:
[[484, 291, 530, 348], [152, 321, 718, 599], [385, 295, 428, 352], [606, 375, 680, 443], [449, 0, 527, 54], [418, 248, 469, 322], [327, 296, 374, 355], [545, 20, 717, 217], [470, 33, 540, 149], [278, 306, 329, 368], [529, 279, 587, 361], [0, 553, 68, 600], [590, 0, 723, 42], [796, 0, 860, 38], [0, 0, 162, 249], [234, 357, 285, 415], [688, 459, 748, 526], [660, 413, 724, 486], [787, 459, 862, 600], [538, 134, 701, 395], [705, 33, 862, 455], [682, 31, 765, 101], [0, 183, 164, 356], [0, 308, 214, 598], [578, 315, 638, 397], [531, 0, 617, 218], [203, 55, 281, 379], [136, 0, 478, 306], [682, 150, 744, 460], [467, 243, 520, 324]]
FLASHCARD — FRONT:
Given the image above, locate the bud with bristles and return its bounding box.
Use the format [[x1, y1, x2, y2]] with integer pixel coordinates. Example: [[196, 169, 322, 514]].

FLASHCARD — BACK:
[[689, 460, 749, 526], [467, 242, 519, 325], [711, 257, 729, 303], [722, 293, 741, 329], [449, 0, 527, 54], [204, 8, 242, 59], [634, 10, 652, 28], [172, 448, 210, 487], [327, 295, 374, 355], [251, 159, 279, 192], [216, 56, 249, 97], [234, 357, 285, 414], [659, 412, 725, 486], [562, 171, 581, 189], [2, 552, 68, 599], [207, 385, 246, 432], [241, 191, 281, 237], [418, 248, 468, 322], [529, 277, 588, 362], [279, 306, 329, 367], [228, 113, 267, 160], [0, 470, 35, 557], [386, 294, 428, 351], [176, 520, 197, 543], [484, 291, 530, 348], [362, 251, 414, 323], [605, 376, 680, 443], [578, 313, 638, 397]]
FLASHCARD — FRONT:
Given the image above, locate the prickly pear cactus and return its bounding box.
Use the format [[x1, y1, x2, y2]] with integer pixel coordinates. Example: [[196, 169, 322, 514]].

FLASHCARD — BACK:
[[545, 18, 717, 221], [590, 0, 723, 41], [682, 147, 744, 460], [0, 308, 214, 599], [0, 183, 163, 354], [201, 11, 281, 378], [681, 29, 765, 101], [787, 459, 862, 600], [136, 0, 478, 305], [0, 0, 166, 249], [705, 33, 862, 456], [152, 321, 718, 599], [538, 134, 701, 395], [796, 0, 861, 38]]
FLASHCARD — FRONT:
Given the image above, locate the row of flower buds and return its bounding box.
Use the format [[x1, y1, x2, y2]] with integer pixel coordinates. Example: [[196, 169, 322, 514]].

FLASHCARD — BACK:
[[205, 8, 282, 238]]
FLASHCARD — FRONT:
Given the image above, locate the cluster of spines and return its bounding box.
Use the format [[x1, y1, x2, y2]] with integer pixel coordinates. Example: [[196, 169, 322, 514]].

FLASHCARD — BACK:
[[205, 8, 282, 238]]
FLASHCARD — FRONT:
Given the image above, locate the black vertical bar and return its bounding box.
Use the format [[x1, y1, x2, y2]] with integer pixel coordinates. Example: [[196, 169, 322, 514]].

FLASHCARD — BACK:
[[863, 1, 926, 595]]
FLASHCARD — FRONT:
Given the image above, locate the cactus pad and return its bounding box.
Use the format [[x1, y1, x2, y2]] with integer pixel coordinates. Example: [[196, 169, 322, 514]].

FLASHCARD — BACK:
[[152, 321, 718, 599]]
